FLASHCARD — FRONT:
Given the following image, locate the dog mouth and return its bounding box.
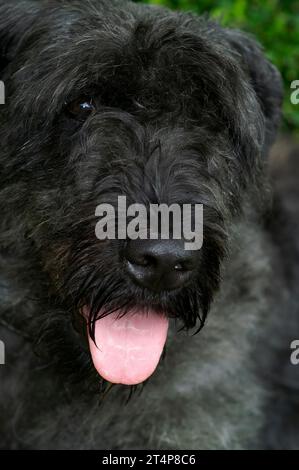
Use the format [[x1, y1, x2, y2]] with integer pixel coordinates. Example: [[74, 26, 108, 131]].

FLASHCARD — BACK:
[[83, 307, 169, 386]]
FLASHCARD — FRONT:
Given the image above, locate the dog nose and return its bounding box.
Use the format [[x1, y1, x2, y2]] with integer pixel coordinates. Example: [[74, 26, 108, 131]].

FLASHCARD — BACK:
[[124, 239, 197, 291]]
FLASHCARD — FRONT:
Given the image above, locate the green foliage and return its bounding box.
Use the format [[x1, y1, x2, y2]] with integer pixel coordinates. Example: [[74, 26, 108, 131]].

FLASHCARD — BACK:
[[135, 0, 299, 135]]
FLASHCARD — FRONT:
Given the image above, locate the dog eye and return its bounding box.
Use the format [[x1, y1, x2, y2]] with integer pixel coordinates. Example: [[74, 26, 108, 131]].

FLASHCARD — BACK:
[[66, 97, 96, 121]]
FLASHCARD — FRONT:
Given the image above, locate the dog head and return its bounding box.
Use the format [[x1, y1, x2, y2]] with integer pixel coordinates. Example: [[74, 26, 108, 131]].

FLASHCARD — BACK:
[[0, 0, 283, 388]]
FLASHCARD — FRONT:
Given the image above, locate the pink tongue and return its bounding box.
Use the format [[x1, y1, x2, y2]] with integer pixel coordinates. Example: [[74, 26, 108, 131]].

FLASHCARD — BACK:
[[87, 310, 169, 385]]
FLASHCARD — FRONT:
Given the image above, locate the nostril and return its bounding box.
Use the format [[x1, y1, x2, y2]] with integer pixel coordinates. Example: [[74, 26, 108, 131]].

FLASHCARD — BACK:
[[174, 262, 186, 272], [174, 263, 182, 271], [132, 255, 152, 268], [125, 251, 155, 268], [138, 256, 150, 267], [142, 254, 156, 268], [175, 258, 196, 272]]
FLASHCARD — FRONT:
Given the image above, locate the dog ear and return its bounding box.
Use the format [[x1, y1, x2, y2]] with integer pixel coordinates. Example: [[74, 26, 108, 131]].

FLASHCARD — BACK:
[[0, 1, 41, 75], [224, 29, 284, 153]]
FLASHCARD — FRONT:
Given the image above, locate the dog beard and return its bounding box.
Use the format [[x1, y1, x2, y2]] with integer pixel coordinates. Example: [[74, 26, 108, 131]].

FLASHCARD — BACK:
[[34, 214, 226, 387]]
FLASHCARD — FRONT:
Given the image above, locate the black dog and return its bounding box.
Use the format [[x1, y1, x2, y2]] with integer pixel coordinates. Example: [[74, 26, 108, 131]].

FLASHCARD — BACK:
[[1, 0, 297, 450]]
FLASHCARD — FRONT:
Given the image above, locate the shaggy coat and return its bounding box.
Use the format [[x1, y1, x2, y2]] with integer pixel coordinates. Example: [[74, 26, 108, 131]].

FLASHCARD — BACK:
[[1, 0, 297, 450]]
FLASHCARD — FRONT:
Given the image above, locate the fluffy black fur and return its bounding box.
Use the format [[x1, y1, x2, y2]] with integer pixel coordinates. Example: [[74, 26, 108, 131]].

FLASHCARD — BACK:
[[1, 0, 297, 450]]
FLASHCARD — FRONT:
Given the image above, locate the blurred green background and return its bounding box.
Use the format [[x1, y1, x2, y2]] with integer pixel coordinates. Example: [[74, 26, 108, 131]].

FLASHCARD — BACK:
[[135, 0, 299, 136]]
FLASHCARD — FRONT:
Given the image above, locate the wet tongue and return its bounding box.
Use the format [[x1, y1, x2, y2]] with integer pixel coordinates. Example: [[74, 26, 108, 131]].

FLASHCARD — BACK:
[[87, 310, 169, 385]]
